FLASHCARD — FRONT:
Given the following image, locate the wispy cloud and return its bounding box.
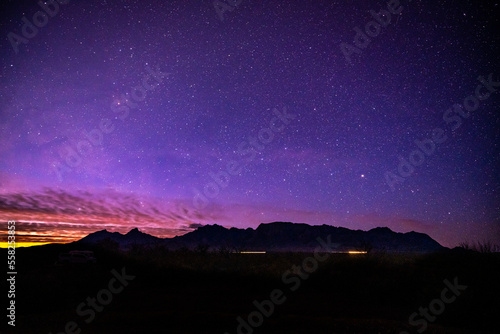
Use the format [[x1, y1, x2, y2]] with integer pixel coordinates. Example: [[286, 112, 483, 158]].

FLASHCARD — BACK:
[[0, 188, 213, 243]]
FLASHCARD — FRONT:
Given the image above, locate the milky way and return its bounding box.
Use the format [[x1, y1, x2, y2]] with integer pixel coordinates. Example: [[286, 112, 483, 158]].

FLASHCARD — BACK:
[[0, 0, 499, 247]]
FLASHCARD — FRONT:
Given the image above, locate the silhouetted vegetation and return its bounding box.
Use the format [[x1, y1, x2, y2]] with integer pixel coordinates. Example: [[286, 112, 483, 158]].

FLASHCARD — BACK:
[[458, 240, 499, 253]]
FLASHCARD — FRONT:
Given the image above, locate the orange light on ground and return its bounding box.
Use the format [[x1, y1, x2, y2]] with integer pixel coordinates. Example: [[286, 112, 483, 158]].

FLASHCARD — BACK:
[[348, 251, 368, 254]]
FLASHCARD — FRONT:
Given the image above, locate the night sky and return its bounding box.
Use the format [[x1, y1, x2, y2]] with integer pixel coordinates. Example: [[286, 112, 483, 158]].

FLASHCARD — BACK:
[[0, 0, 499, 247]]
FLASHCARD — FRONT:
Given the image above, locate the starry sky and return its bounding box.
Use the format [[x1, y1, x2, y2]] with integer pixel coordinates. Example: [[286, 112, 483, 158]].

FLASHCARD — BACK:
[[0, 0, 499, 247]]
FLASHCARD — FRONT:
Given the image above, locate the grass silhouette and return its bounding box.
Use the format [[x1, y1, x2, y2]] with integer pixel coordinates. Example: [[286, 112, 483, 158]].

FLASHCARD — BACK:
[[2, 243, 498, 333]]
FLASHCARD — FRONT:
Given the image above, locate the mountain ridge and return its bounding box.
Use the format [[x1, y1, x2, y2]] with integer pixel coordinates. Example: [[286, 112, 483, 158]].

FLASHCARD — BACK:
[[75, 222, 445, 253]]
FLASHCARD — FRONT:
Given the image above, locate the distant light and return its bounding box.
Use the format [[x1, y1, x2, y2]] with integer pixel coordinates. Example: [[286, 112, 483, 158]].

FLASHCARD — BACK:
[[239, 251, 266, 254], [348, 251, 367, 254]]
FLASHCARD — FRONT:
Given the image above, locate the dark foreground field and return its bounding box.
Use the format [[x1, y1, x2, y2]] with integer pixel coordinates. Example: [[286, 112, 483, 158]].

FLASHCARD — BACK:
[[2, 244, 499, 334]]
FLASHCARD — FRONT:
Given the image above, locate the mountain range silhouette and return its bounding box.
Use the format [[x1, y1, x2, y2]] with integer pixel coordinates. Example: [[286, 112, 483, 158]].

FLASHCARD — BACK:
[[75, 222, 445, 253]]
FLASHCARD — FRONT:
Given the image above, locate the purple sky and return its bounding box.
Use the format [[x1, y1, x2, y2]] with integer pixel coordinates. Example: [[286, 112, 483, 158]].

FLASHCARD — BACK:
[[0, 0, 499, 247]]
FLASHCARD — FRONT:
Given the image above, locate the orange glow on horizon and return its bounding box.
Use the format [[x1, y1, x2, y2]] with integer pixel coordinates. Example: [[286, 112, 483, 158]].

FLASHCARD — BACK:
[[0, 242, 53, 248]]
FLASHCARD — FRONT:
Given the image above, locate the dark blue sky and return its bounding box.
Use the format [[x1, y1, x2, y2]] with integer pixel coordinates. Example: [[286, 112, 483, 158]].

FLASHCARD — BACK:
[[0, 0, 499, 247]]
